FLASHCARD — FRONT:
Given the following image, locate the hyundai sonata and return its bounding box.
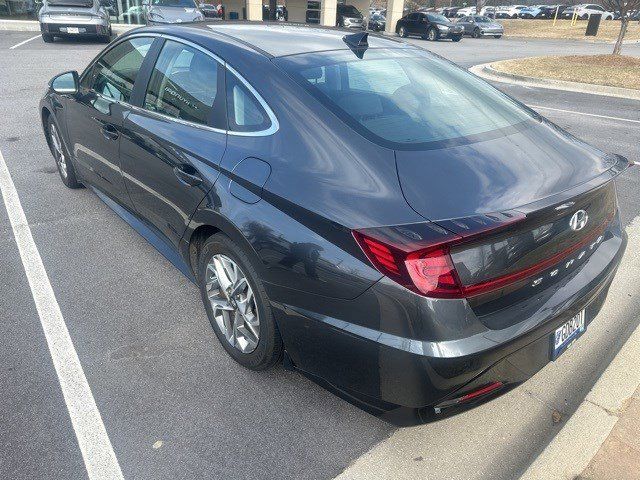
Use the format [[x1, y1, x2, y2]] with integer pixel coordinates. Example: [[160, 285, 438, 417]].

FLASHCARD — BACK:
[[40, 24, 629, 425]]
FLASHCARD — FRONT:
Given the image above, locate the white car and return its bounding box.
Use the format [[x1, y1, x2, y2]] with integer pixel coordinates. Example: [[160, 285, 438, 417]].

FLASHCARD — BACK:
[[495, 5, 526, 18], [562, 4, 614, 20], [455, 6, 476, 17]]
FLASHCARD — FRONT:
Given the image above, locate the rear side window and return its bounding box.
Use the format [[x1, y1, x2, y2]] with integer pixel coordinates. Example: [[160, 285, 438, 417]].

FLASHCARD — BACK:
[[144, 40, 224, 128], [85, 37, 153, 102], [225, 72, 272, 133]]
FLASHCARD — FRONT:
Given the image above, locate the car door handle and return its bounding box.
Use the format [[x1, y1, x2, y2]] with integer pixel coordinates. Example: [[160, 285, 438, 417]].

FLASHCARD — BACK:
[[173, 165, 202, 187], [100, 123, 119, 141]]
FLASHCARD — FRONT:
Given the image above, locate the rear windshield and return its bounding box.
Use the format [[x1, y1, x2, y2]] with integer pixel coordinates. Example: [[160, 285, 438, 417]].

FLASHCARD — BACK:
[[278, 49, 533, 149]]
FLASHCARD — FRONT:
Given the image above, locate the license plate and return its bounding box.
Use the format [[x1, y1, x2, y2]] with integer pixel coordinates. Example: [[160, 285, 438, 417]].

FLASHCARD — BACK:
[[551, 310, 586, 360], [67, 27, 79, 34]]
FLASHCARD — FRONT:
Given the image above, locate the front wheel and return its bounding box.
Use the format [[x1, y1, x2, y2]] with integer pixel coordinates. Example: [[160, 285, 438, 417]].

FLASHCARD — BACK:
[[42, 33, 53, 43], [198, 233, 282, 370], [426, 27, 438, 41], [398, 26, 408, 37], [494, 35, 502, 38], [472, 27, 481, 38], [47, 116, 81, 188]]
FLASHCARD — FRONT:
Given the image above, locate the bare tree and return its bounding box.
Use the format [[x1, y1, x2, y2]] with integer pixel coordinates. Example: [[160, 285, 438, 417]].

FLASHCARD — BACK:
[[476, 0, 487, 16], [601, 0, 640, 54]]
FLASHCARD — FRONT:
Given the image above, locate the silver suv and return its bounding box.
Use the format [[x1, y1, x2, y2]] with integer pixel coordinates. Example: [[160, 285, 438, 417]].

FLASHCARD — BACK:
[[39, 0, 112, 43]]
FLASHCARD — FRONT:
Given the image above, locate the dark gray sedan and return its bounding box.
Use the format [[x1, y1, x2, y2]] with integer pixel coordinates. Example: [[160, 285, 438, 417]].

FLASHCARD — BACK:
[[457, 15, 504, 38]]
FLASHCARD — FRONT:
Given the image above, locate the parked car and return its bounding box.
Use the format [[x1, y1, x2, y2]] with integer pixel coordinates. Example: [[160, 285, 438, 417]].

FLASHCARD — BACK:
[[144, 0, 205, 24], [562, 4, 614, 20], [457, 15, 504, 38], [495, 4, 526, 18], [479, 6, 495, 17], [368, 12, 386, 31], [441, 6, 461, 17], [518, 6, 545, 18], [336, 4, 365, 28], [536, 5, 569, 18], [40, 23, 629, 426], [38, 0, 111, 43], [455, 5, 476, 17], [120, 4, 146, 23], [397, 12, 464, 41], [198, 2, 218, 17]]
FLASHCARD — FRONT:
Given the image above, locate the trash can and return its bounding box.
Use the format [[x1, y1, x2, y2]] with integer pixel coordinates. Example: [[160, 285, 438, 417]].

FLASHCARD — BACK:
[[585, 14, 602, 36], [229, 11, 238, 20]]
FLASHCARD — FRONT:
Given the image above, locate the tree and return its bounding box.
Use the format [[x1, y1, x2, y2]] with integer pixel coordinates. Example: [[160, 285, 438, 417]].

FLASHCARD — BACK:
[[601, 0, 640, 54]]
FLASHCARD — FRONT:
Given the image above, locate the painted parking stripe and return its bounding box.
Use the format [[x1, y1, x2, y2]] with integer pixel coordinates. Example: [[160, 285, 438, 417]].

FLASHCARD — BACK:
[[0, 149, 124, 480], [9, 34, 41, 50], [529, 105, 640, 125]]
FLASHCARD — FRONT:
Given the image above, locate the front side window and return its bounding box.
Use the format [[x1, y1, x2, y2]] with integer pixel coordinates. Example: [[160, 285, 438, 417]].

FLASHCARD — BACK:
[[86, 37, 154, 102], [144, 40, 223, 127], [225, 72, 271, 133], [280, 49, 533, 149]]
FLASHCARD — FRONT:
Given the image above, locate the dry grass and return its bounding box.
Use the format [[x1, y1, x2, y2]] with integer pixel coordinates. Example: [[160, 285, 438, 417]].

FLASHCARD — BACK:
[[500, 19, 640, 42], [491, 54, 640, 90]]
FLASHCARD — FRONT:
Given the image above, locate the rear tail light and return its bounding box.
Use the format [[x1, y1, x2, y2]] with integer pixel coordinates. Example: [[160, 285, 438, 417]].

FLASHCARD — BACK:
[[353, 230, 464, 299]]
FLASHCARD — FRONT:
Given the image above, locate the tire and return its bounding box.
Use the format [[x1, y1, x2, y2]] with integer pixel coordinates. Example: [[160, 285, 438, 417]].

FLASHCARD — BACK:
[[42, 33, 54, 43], [452, 35, 462, 42], [398, 26, 408, 37], [494, 35, 502, 38], [511, 14, 517, 18], [198, 233, 282, 371], [581, 14, 588, 20], [473, 27, 481, 38], [99, 34, 111, 43], [426, 27, 438, 41], [46, 116, 81, 188]]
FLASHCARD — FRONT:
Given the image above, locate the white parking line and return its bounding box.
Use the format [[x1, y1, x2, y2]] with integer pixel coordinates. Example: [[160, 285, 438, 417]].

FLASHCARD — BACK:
[[529, 105, 640, 125], [9, 34, 41, 50], [0, 149, 124, 480]]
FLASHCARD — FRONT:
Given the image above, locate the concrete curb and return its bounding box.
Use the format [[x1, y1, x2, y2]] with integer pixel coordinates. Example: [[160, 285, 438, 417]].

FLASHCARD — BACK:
[[0, 19, 135, 34], [520, 217, 640, 480], [469, 62, 640, 101]]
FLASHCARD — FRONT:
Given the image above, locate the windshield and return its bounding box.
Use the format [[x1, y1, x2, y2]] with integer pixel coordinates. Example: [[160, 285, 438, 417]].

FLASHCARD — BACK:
[[151, 0, 196, 7], [278, 49, 533, 149], [427, 13, 449, 22], [339, 5, 361, 16]]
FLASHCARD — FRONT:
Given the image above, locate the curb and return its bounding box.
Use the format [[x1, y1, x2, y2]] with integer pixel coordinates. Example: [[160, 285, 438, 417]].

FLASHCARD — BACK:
[[469, 62, 640, 101], [520, 217, 640, 480], [0, 19, 135, 34]]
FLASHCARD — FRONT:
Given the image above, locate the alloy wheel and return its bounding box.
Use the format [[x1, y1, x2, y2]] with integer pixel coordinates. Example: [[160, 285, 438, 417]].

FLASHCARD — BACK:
[[50, 123, 68, 179], [428, 28, 437, 41], [205, 254, 260, 354]]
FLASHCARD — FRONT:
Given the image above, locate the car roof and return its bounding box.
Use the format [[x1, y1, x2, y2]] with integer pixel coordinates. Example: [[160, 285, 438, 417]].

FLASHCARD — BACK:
[[200, 22, 404, 57]]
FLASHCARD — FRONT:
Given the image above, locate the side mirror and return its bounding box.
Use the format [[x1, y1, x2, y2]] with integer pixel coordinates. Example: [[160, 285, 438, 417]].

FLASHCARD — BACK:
[[50, 71, 79, 94]]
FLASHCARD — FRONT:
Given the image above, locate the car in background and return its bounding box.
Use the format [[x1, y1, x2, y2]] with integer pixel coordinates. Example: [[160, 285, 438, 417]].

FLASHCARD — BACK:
[[562, 4, 614, 20], [368, 12, 386, 31], [479, 6, 495, 17], [38, 0, 111, 42], [120, 4, 146, 23], [397, 12, 463, 41], [495, 4, 526, 18], [336, 4, 365, 28], [199, 2, 218, 17], [518, 6, 545, 18], [536, 5, 569, 18], [457, 15, 504, 38], [455, 5, 476, 17], [144, 0, 205, 24], [442, 6, 461, 17]]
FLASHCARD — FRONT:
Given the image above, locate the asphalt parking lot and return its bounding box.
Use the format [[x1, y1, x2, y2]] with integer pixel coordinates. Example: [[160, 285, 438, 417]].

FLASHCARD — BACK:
[[0, 31, 639, 480]]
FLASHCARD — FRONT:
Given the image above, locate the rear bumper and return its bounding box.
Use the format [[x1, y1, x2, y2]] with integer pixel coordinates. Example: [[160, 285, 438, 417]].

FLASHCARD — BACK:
[[272, 225, 626, 425], [40, 20, 109, 36]]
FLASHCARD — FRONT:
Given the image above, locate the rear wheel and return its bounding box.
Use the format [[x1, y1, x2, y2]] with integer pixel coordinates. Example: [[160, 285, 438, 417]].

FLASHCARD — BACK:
[[42, 33, 53, 43], [473, 27, 481, 38], [398, 26, 408, 37], [494, 35, 502, 38], [426, 27, 438, 41], [47, 116, 81, 188], [198, 233, 282, 370]]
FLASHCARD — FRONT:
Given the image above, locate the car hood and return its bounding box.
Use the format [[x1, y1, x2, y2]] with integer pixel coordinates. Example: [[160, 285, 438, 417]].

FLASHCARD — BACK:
[[395, 120, 618, 221], [149, 6, 201, 21]]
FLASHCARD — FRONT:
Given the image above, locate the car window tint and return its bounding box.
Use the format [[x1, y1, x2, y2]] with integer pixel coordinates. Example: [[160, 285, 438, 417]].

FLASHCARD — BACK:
[[88, 37, 153, 102], [144, 40, 222, 127], [225, 72, 271, 132]]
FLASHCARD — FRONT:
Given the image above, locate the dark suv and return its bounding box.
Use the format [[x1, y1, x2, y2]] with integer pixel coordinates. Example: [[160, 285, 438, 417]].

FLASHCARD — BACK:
[[396, 12, 463, 41]]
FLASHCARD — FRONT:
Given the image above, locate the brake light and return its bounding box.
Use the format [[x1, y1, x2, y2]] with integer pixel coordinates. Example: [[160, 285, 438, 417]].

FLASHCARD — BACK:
[[352, 231, 465, 299]]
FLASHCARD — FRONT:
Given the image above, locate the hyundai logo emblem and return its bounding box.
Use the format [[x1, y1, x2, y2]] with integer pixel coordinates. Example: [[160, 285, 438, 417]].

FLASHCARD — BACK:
[[569, 210, 589, 231]]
